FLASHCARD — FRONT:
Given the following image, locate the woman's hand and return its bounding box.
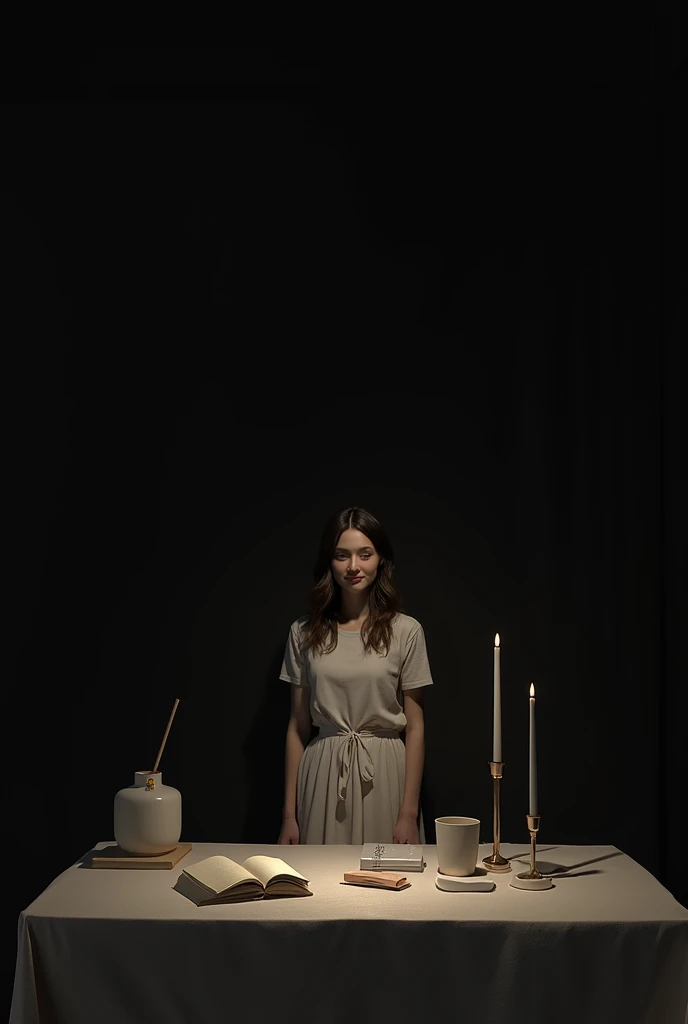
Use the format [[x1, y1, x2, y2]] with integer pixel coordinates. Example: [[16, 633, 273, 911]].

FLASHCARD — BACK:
[[393, 811, 419, 845], [278, 816, 300, 845]]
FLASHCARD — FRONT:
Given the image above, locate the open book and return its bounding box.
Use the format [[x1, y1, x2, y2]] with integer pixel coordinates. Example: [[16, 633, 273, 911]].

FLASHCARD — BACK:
[[173, 855, 312, 905]]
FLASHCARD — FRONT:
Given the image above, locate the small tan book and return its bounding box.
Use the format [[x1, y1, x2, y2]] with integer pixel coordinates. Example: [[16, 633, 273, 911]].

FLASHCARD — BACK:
[[343, 870, 411, 890]]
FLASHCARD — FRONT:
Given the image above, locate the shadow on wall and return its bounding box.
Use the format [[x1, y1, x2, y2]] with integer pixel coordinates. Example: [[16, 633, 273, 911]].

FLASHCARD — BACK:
[[241, 646, 292, 842]]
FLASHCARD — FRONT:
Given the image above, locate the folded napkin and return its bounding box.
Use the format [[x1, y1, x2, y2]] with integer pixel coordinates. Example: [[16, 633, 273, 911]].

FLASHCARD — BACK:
[[343, 870, 410, 890]]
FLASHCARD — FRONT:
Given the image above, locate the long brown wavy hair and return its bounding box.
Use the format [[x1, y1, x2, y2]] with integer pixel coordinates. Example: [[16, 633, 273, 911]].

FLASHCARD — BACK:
[[301, 506, 403, 656]]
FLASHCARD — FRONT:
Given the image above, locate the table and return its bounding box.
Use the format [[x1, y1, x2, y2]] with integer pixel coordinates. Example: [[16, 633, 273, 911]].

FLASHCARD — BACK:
[[9, 842, 688, 1024]]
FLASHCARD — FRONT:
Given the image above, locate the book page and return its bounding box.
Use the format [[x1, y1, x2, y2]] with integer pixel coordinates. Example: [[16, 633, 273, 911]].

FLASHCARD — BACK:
[[241, 855, 308, 887], [173, 872, 263, 906], [183, 856, 259, 894], [262, 882, 312, 898]]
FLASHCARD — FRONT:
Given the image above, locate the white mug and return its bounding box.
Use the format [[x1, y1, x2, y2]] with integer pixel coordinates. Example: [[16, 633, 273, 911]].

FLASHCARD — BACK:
[[435, 816, 481, 876]]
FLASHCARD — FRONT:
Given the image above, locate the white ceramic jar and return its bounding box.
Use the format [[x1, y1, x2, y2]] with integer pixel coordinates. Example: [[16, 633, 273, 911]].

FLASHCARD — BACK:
[[114, 770, 182, 855]]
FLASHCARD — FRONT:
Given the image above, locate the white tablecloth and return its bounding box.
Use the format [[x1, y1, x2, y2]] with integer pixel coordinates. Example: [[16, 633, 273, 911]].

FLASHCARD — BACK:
[[9, 842, 688, 1024]]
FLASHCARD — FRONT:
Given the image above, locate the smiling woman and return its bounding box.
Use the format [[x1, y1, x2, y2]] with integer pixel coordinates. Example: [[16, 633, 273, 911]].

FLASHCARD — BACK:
[[277, 507, 434, 846]]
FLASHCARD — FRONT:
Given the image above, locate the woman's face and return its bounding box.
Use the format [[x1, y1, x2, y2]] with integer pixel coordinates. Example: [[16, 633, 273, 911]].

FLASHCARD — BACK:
[[331, 528, 380, 594]]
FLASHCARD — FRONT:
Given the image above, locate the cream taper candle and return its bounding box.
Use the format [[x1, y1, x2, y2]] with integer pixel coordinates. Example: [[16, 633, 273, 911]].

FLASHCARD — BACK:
[[493, 634, 502, 761], [529, 683, 538, 815]]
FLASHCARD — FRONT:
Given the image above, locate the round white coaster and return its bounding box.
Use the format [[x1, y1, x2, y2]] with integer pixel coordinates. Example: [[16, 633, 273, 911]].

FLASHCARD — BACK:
[[509, 872, 553, 890]]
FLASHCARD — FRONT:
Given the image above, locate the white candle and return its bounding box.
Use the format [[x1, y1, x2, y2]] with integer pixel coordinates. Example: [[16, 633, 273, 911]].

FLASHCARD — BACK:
[[529, 683, 538, 815], [493, 633, 502, 761]]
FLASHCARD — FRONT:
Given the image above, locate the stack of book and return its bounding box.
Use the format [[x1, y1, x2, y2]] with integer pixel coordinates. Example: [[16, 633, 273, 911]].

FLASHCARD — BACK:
[[359, 843, 426, 872]]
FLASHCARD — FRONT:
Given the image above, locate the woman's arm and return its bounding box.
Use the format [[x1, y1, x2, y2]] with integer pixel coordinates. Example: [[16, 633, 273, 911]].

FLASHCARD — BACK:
[[393, 688, 426, 844], [277, 684, 312, 844]]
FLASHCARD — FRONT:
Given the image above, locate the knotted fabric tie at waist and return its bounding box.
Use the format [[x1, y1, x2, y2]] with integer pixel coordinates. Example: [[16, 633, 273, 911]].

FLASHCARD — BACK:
[[317, 727, 401, 800]]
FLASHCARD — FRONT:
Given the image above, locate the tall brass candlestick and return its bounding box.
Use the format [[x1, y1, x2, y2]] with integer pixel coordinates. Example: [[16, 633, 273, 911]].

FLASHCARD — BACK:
[[482, 761, 511, 872], [510, 812, 553, 890], [522, 813, 543, 878]]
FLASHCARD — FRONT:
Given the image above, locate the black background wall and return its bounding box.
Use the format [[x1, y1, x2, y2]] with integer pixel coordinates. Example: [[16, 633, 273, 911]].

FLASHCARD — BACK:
[[3, 38, 686, 1018]]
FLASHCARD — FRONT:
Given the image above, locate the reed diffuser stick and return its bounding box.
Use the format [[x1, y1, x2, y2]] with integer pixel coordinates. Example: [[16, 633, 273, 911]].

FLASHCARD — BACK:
[[153, 698, 180, 773]]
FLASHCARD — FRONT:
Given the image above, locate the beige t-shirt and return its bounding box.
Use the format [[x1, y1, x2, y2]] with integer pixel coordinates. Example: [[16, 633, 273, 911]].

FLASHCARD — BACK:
[[279, 613, 433, 733]]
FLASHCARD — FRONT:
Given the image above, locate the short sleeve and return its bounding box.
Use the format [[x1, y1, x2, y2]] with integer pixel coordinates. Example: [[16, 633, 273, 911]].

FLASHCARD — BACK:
[[400, 624, 434, 690], [279, 619, 308, 686]]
